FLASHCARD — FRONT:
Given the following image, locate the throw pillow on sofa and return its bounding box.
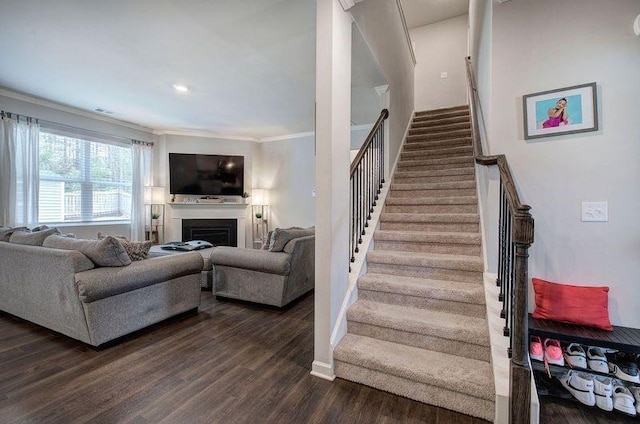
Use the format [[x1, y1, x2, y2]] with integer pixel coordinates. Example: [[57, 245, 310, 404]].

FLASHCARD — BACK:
[[96, 232, 152, 261], [43, 234, 132, 267], [268, 227, 315, 252], [0, 226, 29, 241], [9, 227, 60, 246]]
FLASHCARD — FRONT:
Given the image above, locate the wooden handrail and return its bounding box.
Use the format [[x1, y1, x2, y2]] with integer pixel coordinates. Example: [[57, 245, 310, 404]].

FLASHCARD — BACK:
[[465, 57, 483, 158], [350, 109, 389, 176], [466, 57, 534, 424]]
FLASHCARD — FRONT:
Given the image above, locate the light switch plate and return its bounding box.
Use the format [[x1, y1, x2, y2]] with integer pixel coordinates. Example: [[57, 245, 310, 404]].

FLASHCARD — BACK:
[[582, 201, 608, 222], [440, 72, 448, 79]]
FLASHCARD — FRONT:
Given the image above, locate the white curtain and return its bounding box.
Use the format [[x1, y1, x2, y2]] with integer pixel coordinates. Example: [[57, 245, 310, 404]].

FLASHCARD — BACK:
[[0, 115, 40, 228], [131, 141, 153, 241]]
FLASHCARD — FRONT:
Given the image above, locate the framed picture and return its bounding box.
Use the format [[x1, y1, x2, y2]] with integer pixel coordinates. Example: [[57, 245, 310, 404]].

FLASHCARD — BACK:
[[523, 82, 598, 140]]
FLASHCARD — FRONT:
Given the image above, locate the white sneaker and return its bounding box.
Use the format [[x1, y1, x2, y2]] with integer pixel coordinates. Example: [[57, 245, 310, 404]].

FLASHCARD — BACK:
[[559, 370, 595, 406], [587, 346, 609, 373], [564, 343, 587, 369], [592, 376, 613, 411], [613, 384, 637, 416], [633, 386, 640, 415]]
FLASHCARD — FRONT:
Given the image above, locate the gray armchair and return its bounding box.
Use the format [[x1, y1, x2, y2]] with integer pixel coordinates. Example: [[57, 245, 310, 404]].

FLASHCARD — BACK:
[[210, 233, 314, 307]]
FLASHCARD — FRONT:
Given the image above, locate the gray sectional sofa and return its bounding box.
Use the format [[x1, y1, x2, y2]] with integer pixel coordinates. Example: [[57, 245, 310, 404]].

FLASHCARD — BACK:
[[211, 227, 314, 307], [0, 228, 204, 347]]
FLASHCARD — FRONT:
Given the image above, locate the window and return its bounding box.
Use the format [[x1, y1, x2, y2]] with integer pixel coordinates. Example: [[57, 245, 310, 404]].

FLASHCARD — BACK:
[[38, 130, 132, 224]]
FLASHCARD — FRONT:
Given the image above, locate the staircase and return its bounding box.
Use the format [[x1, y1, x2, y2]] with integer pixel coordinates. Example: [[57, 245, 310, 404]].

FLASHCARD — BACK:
[[334, 105, 495, 422]]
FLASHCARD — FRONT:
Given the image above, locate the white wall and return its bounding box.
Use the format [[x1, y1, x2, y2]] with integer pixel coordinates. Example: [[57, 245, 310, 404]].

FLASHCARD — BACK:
[[256, 136, 316, 229], [411, 14, 469, 111], [490, 0, 640, 327], [156, 134, 258, 247], [350, 0, 415, 175]]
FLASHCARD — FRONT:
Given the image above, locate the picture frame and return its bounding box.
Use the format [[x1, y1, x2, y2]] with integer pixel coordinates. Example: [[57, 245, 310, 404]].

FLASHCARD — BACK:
[[523, 82, 598, 140]]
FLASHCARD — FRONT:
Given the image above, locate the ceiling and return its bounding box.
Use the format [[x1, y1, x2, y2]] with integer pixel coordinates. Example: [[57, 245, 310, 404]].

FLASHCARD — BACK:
[[0, 1, 464, 139], [401, 0, 469, 29], [0, 0, 318, 139]]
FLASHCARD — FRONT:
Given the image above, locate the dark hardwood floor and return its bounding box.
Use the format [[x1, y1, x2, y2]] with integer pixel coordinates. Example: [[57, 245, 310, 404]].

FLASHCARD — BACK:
[[0, 291, 630, 423]]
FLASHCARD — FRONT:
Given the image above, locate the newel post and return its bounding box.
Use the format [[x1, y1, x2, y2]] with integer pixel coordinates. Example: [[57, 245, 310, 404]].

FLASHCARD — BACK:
[[510, 205, 534, 424]]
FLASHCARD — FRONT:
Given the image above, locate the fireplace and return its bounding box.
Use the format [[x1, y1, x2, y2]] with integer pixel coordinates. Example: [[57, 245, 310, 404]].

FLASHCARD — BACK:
[[182, 219, 238, 247]]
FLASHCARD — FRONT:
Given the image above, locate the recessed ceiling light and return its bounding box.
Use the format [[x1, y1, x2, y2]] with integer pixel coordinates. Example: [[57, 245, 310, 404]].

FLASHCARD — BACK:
[[173, 84, 190, 93]]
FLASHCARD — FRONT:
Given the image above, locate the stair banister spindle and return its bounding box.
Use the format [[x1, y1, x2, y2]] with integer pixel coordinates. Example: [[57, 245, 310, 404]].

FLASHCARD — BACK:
[[349, 109, 389, 273]]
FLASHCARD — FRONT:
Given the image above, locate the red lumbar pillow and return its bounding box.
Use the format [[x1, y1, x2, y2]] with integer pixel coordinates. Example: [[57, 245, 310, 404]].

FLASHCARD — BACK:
[[531, 277, 613, 331]]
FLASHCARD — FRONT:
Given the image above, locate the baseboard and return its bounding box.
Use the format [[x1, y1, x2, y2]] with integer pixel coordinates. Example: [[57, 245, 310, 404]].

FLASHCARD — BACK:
[[310, 360, 336, 381]]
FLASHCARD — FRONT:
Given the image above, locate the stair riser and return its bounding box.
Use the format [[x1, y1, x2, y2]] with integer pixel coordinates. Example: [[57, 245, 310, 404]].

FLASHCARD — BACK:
[[401, 151, 473, 161], [366, 263, 482, 283], [347, 321, 490, 362], [393, 175, 474, 185], [394, 167, 475, 177], [409, 123, 471, 135], [334, 362, 494, 422], [389, 188, 477, 198], [374, 240, 481, 256], [358, 289, 485, 318], [406, 131, 472, 142], [384, 204, 478, 214], [415, 110, 469, 119], [412, 117, 470, 128], [404, 138, 471, 150], [397, 162, 474, 171], [380, 222, 479, 233]]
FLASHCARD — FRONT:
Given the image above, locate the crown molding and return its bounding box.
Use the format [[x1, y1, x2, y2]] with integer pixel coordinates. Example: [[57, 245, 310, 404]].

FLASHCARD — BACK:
[[153, 128, 258, 142], [0, 87, 154, 133], [259, 130, 316, 143], [338, 0, 355, 11]]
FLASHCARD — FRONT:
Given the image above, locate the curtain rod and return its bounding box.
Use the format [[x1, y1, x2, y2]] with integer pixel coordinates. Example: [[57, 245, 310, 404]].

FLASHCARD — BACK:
[[1, 109, 153, 147]]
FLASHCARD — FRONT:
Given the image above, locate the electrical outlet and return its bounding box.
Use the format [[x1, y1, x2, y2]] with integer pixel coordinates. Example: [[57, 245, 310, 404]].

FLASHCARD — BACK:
[[440, 72, 448, 79], [581, 201, 608, 222], [311, 190, 317, 198]]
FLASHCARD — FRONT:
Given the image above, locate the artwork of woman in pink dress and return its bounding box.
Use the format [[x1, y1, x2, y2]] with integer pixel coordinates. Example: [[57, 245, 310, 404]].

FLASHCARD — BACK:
[[542, 98, 569, 128]]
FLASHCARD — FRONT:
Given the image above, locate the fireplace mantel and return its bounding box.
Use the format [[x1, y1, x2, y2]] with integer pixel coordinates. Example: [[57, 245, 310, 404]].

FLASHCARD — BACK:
[[166, 203, 248, 247]]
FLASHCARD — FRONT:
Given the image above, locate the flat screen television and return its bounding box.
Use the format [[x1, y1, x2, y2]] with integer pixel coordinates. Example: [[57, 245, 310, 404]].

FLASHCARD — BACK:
[[169, 153, 244, 196]]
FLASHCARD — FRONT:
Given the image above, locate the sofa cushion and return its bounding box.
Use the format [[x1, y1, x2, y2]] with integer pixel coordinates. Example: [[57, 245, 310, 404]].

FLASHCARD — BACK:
[[268, 227, 315, 252], [211, 246, 291, 275], [0, 226, 29, 241], [75, 252, 204, 303], [97, 232, 152, 261], [9, 228, 60, 246], [43, 234, 132, 267]]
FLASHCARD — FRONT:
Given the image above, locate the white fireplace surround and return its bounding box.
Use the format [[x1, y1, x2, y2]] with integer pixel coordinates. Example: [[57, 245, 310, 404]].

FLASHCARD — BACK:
[[166, 203, 248, 248]]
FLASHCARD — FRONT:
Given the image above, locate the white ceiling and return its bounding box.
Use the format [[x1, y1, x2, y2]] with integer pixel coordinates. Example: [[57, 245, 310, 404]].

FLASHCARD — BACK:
[[0, 0, 318, 139], [401, 0, 469, 29]]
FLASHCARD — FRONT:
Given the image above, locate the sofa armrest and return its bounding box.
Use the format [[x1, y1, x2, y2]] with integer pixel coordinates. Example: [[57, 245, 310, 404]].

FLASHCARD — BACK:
[[76, 252, 204, 303], [211, 246, 291, 275]]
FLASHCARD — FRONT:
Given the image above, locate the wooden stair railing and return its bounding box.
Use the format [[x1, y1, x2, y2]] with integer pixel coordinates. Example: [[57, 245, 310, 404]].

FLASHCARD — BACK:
[[466, 57, 535, 424], [349, 109, 389, 272]]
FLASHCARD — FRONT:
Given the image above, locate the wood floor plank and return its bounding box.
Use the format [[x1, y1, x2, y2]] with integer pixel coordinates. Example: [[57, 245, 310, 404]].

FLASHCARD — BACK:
[[0, 291, 620, 423]]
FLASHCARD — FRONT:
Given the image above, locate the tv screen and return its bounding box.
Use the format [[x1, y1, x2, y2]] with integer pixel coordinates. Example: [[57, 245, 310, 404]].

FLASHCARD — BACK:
[[169, 153, 244, 196]]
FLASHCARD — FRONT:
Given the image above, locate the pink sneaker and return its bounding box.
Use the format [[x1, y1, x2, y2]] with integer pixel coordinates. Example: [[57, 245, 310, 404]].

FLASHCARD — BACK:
[[544, 339, 565, 366], [529, 336, 543, 361]]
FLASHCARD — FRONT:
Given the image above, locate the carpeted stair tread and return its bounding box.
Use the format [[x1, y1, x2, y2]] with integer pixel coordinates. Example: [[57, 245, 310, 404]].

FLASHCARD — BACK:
[[385, 195, 477, 206], [404, 129, 472, 142], [412, 116, 470, 128], [409, 122, 471, 135], [334, 334, 494, 401], [390, 181, 476, 191], [367, 250, 483, 272], [380, 212, 479, 223], [398, 156, 474, 169], [401, 145, 473, 158], [358, 273, 485, 305], [404, 137, 472, 150], [415, 105, 469, 116], [347, 300, 490, 346], [374, 230, 481, 245]]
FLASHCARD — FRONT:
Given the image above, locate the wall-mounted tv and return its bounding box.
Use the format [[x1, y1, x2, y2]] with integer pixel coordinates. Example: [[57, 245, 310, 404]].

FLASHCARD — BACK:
[[169, 153, 244, 196]]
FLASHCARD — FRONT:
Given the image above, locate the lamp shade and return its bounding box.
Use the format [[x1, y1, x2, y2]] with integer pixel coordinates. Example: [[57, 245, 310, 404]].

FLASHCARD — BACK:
[[151, 186, 165, 204], [252, 189, 268, 205]]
